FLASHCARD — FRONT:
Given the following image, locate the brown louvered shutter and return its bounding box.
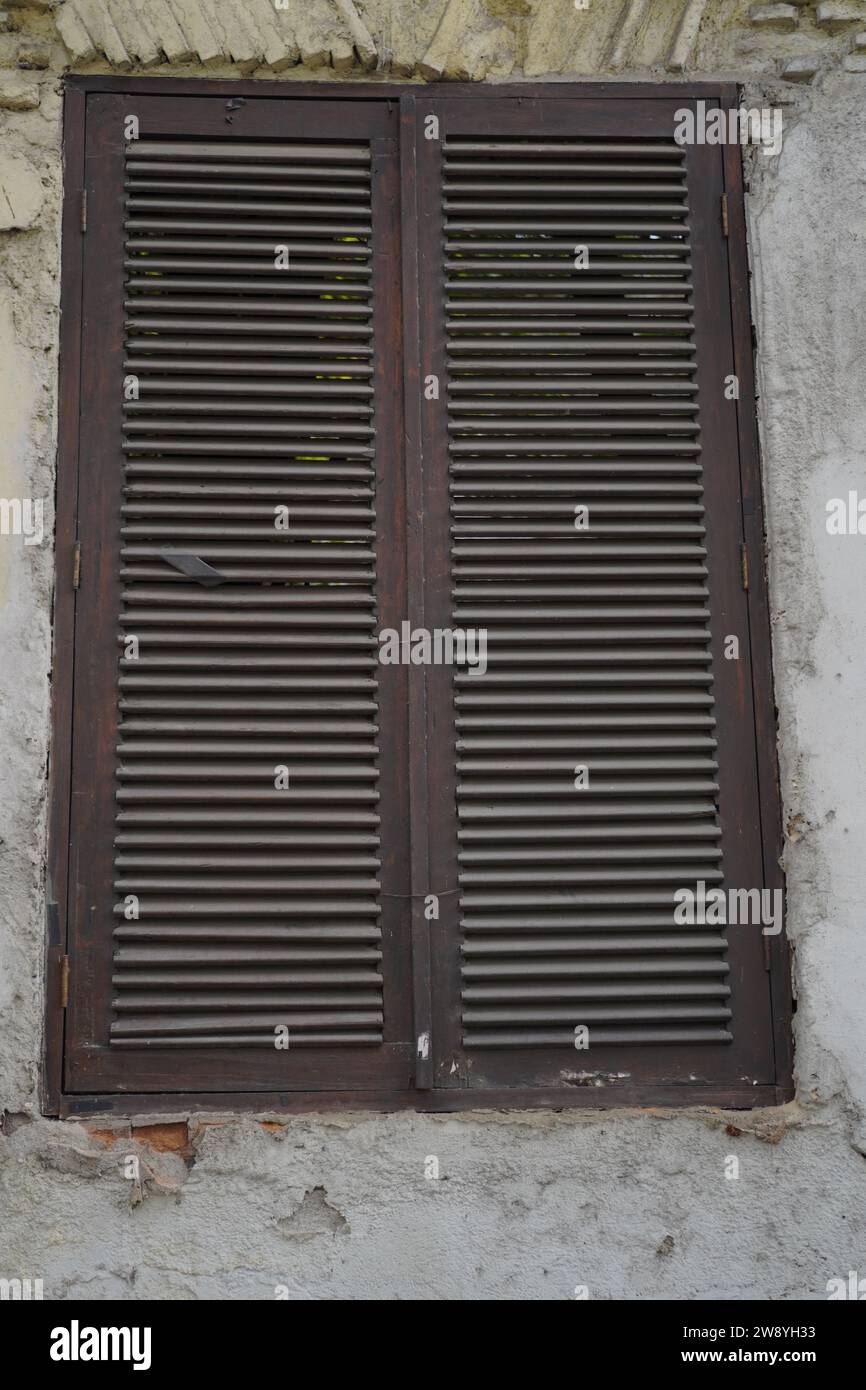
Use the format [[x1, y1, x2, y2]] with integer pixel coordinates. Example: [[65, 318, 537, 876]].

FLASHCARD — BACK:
[[63, 93, 412, 1095], [412, 94, 781, 1098], [54, 83, 786, 1110]]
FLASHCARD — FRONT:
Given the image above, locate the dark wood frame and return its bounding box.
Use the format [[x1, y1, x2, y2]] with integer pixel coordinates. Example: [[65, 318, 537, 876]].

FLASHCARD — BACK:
[[721, 141, 793, 1092], [46, 76, 792, 1117]]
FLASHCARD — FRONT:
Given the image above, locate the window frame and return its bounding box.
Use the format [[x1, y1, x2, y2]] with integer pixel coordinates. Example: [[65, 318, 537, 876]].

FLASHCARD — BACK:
[[45, 76, 791, 1117]]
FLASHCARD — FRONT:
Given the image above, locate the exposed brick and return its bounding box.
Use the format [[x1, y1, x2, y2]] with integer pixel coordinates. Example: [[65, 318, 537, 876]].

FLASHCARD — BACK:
[[88, 1127, 125, 1146], [782, 56, 820, 81], [131, 1121, 192, 1155], [17, 42, 51, 68], [0, 72, 39, 109], [666, 0, 710, 74], [816, 2, 866, 32], [55, 4, 98, 63], [333, 0, 377, 70], [750, 4, 799, 32]]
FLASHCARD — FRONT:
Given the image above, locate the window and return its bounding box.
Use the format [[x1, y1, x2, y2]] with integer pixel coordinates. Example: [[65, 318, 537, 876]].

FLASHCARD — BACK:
[[47, 79, 790, 1114]]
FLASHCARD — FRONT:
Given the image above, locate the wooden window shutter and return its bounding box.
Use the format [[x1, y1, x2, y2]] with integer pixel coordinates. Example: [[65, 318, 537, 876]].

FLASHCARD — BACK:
[[52, 83, 788, 1110], [411, 93, 787, 1101], [60, 93, 413, 1096]]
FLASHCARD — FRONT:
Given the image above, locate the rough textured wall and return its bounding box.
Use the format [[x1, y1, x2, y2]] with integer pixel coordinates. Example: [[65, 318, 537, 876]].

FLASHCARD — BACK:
[[11, 0, 866, 83], [1, 0, 865, 1299], [1, 1106, 865, 1299]]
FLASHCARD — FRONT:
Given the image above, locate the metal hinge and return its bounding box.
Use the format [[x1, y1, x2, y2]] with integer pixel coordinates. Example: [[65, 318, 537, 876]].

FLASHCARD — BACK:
[[740, 543, 749, 591], [72, 541, 81, 589], [80, 189, 87, 234], [721, 193, 729, 237], [60, 955, 69, 1009]]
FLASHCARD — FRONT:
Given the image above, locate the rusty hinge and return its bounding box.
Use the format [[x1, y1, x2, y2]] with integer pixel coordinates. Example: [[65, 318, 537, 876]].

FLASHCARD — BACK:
[[721, 193, 729, 237], [740, 542, 749, 591], [60, 955, 69, 1009], [80, 188, 87, 234], [72, 541, 81, 589]]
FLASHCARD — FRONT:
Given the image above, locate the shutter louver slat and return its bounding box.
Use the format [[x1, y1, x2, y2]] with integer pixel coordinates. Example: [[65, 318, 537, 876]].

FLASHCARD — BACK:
[[442, 133, 731, 1051], [113, 135, 383, 1050]]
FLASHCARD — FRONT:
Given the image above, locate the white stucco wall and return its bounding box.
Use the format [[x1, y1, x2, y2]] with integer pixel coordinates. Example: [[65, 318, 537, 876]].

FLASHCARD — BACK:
[[1, 0, 865, 1299]]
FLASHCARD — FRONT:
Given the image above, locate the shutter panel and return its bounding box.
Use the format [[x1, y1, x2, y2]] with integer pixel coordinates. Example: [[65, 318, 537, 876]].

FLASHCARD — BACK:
[[415, 96, 777, 1094], [64, 94, 412, 1094]]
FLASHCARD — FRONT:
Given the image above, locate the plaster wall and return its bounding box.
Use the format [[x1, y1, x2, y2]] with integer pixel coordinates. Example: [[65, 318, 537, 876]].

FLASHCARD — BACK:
[[0, 0, 864, 1299]]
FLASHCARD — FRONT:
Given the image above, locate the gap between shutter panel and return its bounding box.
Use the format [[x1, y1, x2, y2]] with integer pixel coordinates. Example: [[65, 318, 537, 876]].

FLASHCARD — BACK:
[[400, 92, 434, 1089]]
